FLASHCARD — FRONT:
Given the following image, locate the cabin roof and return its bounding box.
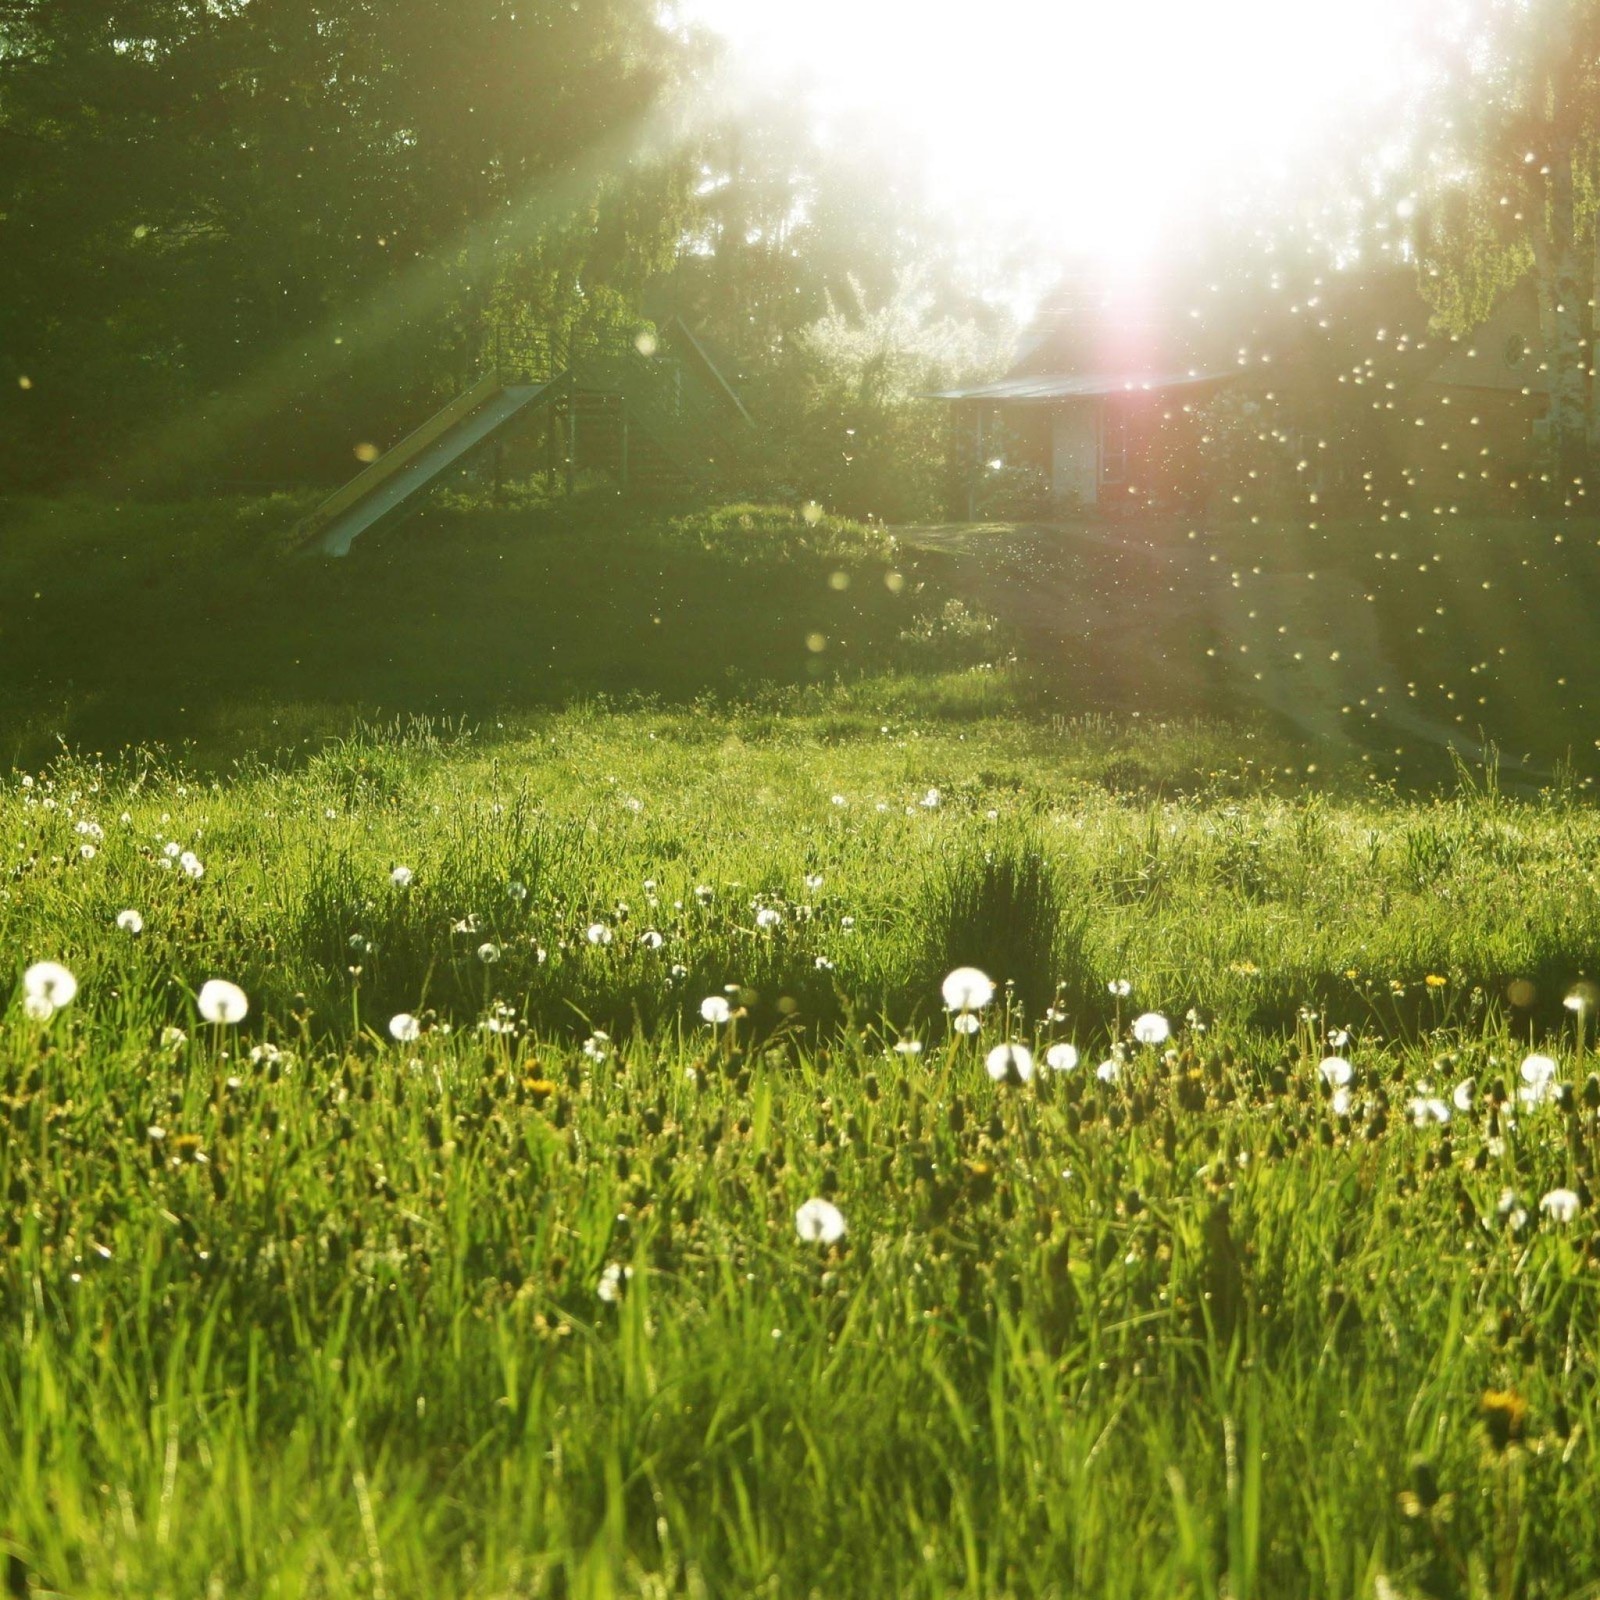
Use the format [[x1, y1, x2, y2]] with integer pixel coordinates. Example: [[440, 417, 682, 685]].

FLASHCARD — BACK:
[[932, 369, 1232, 403]]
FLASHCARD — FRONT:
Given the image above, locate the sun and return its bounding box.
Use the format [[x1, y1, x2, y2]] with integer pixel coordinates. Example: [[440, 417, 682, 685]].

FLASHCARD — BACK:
[[681, 0, 1431, 264]]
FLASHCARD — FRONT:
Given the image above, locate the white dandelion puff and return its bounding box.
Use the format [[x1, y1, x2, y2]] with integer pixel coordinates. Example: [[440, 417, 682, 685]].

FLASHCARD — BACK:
[[389, 1013, 421, 1043], [115, 909, 144, 934], [941, 967, 995, 1012], [985, 1043, 1035, 1083], [1541, 1187, 1581, 1223], [1407, 1096, 1451, 1127], [1046, 1042, 1080, 1073], [1319, 1056, 1353, 1089], [24, 961, 77, 1010], [390, 865, 414, 888], [700, 995, 732, 1025], [1131, 1012, 1170, 1046], [795, 1198, 846, 1244], [597, 1262, 632, 1303], [197, 979, 249, 1025]]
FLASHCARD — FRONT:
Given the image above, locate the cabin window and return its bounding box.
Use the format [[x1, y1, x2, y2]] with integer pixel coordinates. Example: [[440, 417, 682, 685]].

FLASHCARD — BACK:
[[1100, 403, 1128, 485]]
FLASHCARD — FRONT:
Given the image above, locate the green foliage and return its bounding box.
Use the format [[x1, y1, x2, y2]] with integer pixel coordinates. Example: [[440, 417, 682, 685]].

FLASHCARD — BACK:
[[7, 704, 1600, 1594], [0, 0, 690, 489], [754, 274, 1007, 522], [0, 497, 992, 767], [921, 827, 1091, 1022]]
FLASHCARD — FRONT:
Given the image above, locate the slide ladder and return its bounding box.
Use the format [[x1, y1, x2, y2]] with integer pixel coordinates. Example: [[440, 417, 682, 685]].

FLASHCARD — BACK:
[[304, 371, 558, 557]]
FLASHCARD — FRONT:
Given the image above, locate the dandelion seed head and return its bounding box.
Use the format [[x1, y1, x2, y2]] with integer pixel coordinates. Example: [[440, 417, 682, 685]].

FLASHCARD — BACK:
[[1132, 1011, 1170, 1046], [941, 966, 995, 1012], [23, 961, 77, 1009], [1319, 1056, 1353, 1088], [197, 979, 249, 1025], [986, 1042, 1035, 1083], [795, 1197, 846, 1244]]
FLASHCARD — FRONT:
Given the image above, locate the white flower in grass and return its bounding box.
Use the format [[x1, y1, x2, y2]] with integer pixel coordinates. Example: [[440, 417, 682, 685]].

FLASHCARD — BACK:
[[1541, 1187, 1581, 1224], [700, 995, 732, 1025], [507, 880, 528, 903], [390, 865, 414, 888], [953, 1013, 982, 1035], [1330, 1085, 1353, 1118], [197, 979, 249, 1025], [1046, 1043, 1080, 1073], [80, 844, 97, 861], [805, 873, 824, 891], [116, 909, 144, 934], [389, 1013, 421, 1043], [597, 1262, 632, 1303], [1096, 1058, 1121, 1083], [1108, 979, 1132, 999], [795, 1198, 846, 1244], [24, 962, 77, 1011], [639, 929, 664, 950], [1319, 1056, 1352, 1089], [582, 1032, 612, 1063], [585, 922, 613, 947], [920, 788, 941, 809], [840, 915, 856, 932], [477, 942, 501, 964], [986, 1043, 1034, 1084], [1519, 1053, 1559, 1106], [1521, 1053, 1557, 1086], [814, 956, 834, 971], [1408, 1096, 1451, 1127], [941, 967, 994, 1013], [1452, 1078, 1476, 1112], [754, 907, 782, 931], [1132, 1012, 1170, 1046], [163, 841, 181, 860], [161, 1026, 187, 1050], [831, 794, 848, 807], [22, 993, 55, 1022], [179, 850, 204, 880], [894, 1038, 923, 1056]]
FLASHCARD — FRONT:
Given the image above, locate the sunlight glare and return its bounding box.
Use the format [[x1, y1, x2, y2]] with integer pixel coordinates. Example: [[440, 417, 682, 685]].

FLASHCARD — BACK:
[[681, 0, 1429, 261]]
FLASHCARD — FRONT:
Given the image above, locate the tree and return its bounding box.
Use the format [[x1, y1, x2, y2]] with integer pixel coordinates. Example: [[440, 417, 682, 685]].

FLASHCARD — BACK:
[[1413, 0, 1600, 482], [0, 0, 691, 488]]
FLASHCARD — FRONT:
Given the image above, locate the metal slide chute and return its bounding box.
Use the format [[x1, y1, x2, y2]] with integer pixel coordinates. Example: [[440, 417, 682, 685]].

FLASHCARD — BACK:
[[304, 374, 557, 557]]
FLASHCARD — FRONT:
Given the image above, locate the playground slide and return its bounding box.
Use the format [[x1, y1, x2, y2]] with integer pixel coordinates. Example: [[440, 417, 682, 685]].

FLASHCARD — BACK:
[[309, 377, 556, 557]]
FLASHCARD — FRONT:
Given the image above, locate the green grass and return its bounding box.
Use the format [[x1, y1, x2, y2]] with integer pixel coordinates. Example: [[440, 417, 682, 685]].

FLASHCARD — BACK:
[[5, 498, 1600, 1596]]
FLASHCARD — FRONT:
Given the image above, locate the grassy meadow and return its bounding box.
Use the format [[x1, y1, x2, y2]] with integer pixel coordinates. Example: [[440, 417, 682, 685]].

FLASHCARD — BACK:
[[6, 497, 1600, 1597]]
